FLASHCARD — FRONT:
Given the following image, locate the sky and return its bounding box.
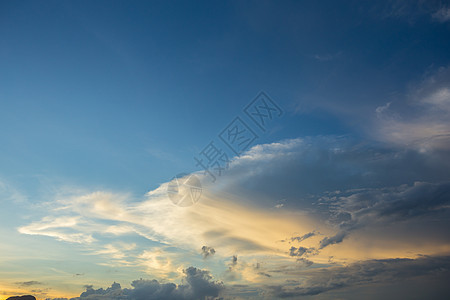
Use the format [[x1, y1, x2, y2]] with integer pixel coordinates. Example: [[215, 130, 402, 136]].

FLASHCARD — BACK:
[[1, 0, 450, 299]]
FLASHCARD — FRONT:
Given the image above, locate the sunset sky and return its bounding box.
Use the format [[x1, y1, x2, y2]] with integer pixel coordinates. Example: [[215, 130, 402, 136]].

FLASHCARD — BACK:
[[1, 1, 450, 299]]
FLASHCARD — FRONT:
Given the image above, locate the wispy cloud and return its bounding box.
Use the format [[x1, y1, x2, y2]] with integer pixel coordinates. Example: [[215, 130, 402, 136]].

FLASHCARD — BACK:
[[432, 6, 450, 23], [374, 66, 450, 151], [16, 281, 42, 287], [313, 51, 342, 62]]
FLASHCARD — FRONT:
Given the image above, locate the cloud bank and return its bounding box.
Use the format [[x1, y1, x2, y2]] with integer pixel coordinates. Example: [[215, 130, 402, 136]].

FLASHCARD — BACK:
[[46, 267, 223, 300]]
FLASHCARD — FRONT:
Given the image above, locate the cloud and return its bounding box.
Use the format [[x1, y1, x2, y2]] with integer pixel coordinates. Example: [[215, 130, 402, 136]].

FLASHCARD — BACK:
[[231, 255, 237, 267], [378, 0, 447, 24], [432, 7, 450, 22], [318, 231, 347, 249], [288, 246, 317, 258], [313, 52, 342, 62], [290, 232, 316, 243], [182, 267, 223, 299], [16, 281, 42, 287], [267, 255, 450, 298], [18, 216, 95, 244], [317, 181, 450, 249], [374, 66, 450, 151], [296, 258, 314, 267], [0, 179, 27, 204], [201, 246, 216, 259], [375, 102, 391, 115], [18, 175, 319, 265], [15, 134, 450, 298], [46, 267, 223, 300]]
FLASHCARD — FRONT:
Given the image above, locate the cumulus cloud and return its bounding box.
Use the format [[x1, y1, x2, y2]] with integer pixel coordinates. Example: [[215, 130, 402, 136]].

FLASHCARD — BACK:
[[46, 267, 223, 300]]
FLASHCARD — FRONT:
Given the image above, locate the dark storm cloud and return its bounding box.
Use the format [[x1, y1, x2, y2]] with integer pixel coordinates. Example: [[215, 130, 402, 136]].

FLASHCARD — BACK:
[[46, 267, 223, 300], [267, 255, 450, 298]]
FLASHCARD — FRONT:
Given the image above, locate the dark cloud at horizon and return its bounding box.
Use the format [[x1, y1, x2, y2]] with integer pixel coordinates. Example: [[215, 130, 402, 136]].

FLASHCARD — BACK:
[[42, 256, 450, 299], [267, 255, 450, 299]]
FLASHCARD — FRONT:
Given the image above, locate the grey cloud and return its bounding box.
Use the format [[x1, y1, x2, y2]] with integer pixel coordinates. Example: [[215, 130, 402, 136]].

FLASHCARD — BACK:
[[47, 267, 223, 300], [225, 255, 239, 280], [319, 231, 347, 249], [211, 136, 450, 252], [296, 258, 314, 267], [202, 229, 269, 252], [318, 181, 450, 248], [268, 255, 450, 298], [77, 281, 122, 299], [227, 255, 238, 271], [182, 267, 223, 300], [288, 246, 317, 257], [201, 246, 216, 259], [221, 136, 450, 211], [258, 272, 271, 278], [231, 255, 237, 266], [290, 232, 316, 243], [335, 181, 450, 223], [16, 281, 42, 286]]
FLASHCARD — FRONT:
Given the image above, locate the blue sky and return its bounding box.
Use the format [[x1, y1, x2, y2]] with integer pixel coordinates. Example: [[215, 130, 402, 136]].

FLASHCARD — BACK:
[[1, 1, 450, 299]]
